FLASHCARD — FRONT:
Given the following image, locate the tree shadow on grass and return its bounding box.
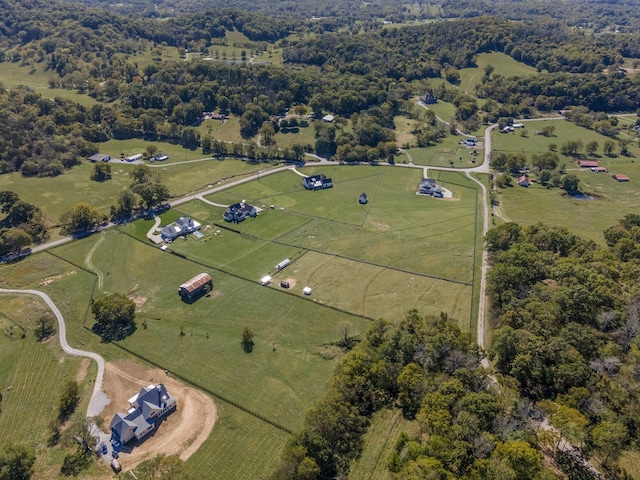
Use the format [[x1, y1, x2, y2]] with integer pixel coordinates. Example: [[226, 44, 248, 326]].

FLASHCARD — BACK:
[[92, 322, 137, 343]]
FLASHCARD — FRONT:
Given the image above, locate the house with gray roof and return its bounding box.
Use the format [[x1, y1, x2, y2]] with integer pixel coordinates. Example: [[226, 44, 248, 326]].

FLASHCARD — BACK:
[[224, 201, 257, 223], [160, 216, 201, 242], [302, 174, 333, 190], [110, 384, 176, 444], [419, 178, 444, 198]]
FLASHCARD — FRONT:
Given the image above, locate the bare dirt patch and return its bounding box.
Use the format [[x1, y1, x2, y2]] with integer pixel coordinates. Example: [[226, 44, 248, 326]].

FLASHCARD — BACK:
[[205, 290, 222, 300], [282, 277, 298, 289], [129, 295, 148, 309], [39, 270, 77, 286], [76, 358, 90, 382], [369, 221, 390, 231], [100, 360, 217, 470]]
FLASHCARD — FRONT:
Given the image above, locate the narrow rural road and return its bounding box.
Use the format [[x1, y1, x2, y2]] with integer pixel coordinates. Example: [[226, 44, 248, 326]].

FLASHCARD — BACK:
[[0, 288, 108, 418]]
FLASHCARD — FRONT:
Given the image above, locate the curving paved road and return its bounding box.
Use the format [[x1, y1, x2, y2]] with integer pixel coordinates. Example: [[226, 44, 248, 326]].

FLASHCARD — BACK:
[[0, 288, 108, 418]]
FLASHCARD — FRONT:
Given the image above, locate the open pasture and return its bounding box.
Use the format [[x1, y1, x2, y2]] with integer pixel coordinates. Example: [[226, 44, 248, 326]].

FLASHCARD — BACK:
[[492, 118, 613, 155], [98, 138, 206, 162], [459, 52, 538, 94], [198, 116, 245, 143], [271, 167, 478, 283], [0, 292, 102, 478], [0, 61, 98, 107], [494, 118, 640, 243], [184, 401, 288, 479], [273, 124, 316, 148], [0, 157, 262, 226], [406, 135, 481, 168], [498, 170, 640, 244], [52, 230, 371, 431], [268, 251, 472, 322], [205, 166, 383, 226], [0, 162, 133, 224]]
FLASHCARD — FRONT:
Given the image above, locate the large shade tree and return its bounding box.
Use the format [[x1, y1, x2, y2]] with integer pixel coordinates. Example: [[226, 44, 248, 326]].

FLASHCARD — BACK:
[[91, 293, 136, 341]]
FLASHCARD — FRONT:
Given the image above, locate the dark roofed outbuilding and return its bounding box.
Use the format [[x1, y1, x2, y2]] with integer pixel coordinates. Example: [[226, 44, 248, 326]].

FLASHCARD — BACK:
[[88, 153, 111, 162], [178, 273, 212, 300]]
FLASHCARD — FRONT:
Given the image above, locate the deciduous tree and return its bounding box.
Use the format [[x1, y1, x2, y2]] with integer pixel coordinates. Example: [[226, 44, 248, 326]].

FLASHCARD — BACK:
[[91, 293, 136, 341]]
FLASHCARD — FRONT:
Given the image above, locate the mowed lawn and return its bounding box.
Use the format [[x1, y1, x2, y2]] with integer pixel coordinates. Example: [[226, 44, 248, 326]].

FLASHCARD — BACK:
[[406, 134, 481, 169], [493, 119, 640, 243]]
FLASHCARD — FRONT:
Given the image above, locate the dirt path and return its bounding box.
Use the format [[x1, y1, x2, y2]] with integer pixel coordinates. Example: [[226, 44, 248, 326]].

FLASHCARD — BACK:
[[84, 231, 105, 289], [100, 360, 217, 470]]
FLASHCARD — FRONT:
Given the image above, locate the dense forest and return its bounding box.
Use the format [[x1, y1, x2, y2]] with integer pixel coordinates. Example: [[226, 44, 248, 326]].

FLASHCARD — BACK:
[[63, 0, 640, 33]]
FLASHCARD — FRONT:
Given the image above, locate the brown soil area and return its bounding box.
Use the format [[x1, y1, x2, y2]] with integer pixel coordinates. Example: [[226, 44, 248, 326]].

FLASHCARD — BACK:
[[282, 277, 298, 289], [100, 360, 217, 470], [76, 358, 89, 382], [129, 295, 148, 309]]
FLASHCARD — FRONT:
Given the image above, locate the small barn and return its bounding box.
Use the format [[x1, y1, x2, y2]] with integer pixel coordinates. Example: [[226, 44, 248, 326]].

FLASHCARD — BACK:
[[613, 174, 630, 182], [302, 174, 333, 190], [88, 153, 111, 162], [276, 259, 291, 271], [280, 281, 290, 289], [578, 160, 599, 168], [359, 193, 368, 204], [125, 154, 143, 162], [322, 114, 335, 123], [518, 175, 532, 187], [178, 273, 212, 300]]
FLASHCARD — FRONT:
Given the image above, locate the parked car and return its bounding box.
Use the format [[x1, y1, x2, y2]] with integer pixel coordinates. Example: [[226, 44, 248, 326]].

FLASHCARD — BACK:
[[111, 459, 122, 473]]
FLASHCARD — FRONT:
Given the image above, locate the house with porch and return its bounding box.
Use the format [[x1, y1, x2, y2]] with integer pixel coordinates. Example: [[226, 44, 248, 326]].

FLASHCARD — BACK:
[[110, 384, 176, 444]]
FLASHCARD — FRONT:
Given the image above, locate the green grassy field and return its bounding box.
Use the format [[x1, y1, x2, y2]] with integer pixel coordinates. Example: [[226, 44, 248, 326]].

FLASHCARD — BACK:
[[0, 292, 106, 479], [0, 158, 482, 478], [493, 119, 640, 243], [273, 124, 316, 148], [177, 165, 478, 325], [98, 138, 205, 162], [0, 158, 263, 226], [459, 52, 538, 94], [184, 402, 288, 479], [0, 62, 98, 107], [405, 133, 481, 169], [199, 116, 245, 143], [349, 408, 419, 480]]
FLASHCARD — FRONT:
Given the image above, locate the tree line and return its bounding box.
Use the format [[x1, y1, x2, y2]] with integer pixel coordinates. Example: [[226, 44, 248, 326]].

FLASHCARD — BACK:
[[486, 220, 640, 475], [270, 311, 555, 480]]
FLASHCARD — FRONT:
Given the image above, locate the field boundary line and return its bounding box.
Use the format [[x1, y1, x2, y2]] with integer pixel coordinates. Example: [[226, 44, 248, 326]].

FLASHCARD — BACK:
[[359, 166, 385, 228], [271, 239, 472, 286], [116, 228, 377, 322], [104, 338, 294, 434], [208, 221, 472, 286], [45, 251, 99, 328]]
